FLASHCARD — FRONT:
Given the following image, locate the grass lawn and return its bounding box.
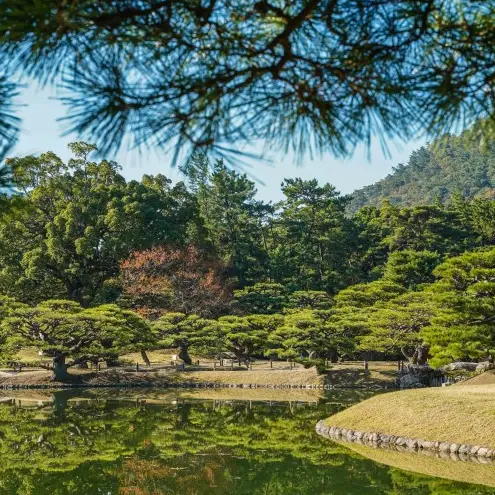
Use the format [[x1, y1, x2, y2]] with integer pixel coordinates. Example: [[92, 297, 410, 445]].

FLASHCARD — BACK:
[[325, 361, 397, 388], [323, 373, 495, 449]]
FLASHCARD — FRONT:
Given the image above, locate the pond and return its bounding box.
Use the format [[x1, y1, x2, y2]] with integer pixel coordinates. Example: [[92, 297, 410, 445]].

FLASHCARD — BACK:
[[0, 388, 494, 494]]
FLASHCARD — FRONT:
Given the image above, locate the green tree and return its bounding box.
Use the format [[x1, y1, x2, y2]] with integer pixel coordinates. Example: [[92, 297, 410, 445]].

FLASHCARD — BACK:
[[0, 143, 200, 305], [272, 178, 357, 294], [152, 313, 220, 365], [334, 280, 406, 310], [383, 249, 442, 289], [457, 198, 495, 246], [218, 314, 282, 364], [287, 290, 333, 310], [268, 310, 352, 360], [0, 300, 154, 381], [380, 204, 476, 256], [352, 205, 391, 281], [232, 283, 288, 315], [325, 280, 407, 360], [183, 157, 272, 285], [359, 292, 434, 364], [422, 248, 495, 367]]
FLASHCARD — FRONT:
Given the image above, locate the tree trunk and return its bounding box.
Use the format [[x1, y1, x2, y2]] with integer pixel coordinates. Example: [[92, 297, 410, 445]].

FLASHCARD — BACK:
[[106, 357, 120, 367], [402, 344, 429, 365], [328, 349, 338, 363], [141, 350, 151, 367], [51, 355, 69, 382], [178, 345, 192, 365], [53, 391, 70, 414], [415, 344, 429, 365]]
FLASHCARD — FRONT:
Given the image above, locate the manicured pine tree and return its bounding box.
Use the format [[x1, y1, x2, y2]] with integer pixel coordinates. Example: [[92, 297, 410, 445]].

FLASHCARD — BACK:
[[422, 248, 495, 367]]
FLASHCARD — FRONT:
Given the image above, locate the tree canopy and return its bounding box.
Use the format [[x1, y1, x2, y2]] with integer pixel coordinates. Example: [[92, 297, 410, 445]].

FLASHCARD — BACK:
[[422, 248, 495, 367], [0, 143, 200, 306], [0, 300, 153, 379]]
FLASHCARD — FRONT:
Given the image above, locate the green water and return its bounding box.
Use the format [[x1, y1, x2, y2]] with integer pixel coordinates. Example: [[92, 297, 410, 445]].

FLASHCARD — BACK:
[[0, 389, 493, 495]]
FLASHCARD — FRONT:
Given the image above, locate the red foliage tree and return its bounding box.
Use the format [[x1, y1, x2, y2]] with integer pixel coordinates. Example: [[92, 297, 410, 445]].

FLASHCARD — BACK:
[[120, 244, 232, 320]]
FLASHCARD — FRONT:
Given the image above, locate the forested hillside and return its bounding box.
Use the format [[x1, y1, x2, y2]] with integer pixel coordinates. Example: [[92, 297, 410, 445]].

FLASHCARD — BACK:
[[349, 123, 495, 213]]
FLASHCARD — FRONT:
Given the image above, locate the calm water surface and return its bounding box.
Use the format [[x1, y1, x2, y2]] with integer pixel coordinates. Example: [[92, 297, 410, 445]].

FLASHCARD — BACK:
[[0, 388, 493, 494]]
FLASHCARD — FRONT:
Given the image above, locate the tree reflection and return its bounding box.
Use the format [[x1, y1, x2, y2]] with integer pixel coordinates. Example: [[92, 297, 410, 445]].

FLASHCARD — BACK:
[[0, 392, 492, 495]]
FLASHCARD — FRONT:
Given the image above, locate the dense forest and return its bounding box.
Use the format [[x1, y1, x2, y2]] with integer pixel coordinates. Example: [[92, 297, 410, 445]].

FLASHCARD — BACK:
[[349, 123, 495, 213], [1, 136, 495, 377]]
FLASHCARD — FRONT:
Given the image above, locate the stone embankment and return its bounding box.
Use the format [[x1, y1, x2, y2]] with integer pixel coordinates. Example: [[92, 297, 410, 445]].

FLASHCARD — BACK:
[[315, 420, 495, 462]]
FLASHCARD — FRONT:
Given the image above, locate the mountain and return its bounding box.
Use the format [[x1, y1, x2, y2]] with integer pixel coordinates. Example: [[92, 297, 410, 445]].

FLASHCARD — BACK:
[[348, 124, 495, 213]]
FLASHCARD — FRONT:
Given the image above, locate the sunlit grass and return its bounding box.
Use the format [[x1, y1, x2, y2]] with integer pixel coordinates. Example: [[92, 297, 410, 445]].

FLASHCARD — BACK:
[[324, 378, 495, 448]]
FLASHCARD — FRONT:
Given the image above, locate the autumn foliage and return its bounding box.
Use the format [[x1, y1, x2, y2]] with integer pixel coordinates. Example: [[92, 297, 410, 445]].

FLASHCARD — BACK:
[[120, 245, 231, 319]]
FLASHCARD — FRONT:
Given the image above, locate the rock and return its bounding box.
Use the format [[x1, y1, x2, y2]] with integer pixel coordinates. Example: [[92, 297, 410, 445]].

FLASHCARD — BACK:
[[470, 445, 481, 455], [477, 447, 490, 457], [420, 440, 436, 450], [476, 362, 494, 373], [441, 362, 478, 372], [438, 442, 451, 452], [399, 374, 422, 389], [449, 443, 460, 454], [379, 434, 391, 444], [406, 439, 419, 449], [458, 444, 473, 454]]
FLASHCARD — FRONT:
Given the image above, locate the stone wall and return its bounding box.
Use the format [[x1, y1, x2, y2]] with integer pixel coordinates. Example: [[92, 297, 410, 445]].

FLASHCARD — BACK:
[[315, 420, 495, 462]]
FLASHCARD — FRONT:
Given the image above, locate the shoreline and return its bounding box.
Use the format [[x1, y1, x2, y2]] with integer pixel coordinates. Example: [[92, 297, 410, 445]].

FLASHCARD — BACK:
[[315, 420, 495, 461], [0, 380, 395, 390], [0, 367, 397, 390]]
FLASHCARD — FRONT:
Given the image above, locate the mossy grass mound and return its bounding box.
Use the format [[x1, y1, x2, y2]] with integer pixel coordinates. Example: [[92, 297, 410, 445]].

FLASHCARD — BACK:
[[323, 381, 495, 449]]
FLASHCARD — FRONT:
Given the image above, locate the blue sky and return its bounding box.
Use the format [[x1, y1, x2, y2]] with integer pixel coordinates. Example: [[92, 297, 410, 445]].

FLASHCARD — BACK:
[[10, 83, 427, 202]]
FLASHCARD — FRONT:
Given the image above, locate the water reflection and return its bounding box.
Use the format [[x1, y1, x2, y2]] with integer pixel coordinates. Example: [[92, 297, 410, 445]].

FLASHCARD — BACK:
[[0, 389, 493, 494]]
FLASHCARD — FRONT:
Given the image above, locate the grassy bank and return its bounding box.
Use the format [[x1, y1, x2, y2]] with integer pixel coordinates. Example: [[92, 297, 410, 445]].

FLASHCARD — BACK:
[[325, 361, 397, 388], [0, 367, 324, 388], [323, 379, 495, 449], [2, 355, 398, 389]]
